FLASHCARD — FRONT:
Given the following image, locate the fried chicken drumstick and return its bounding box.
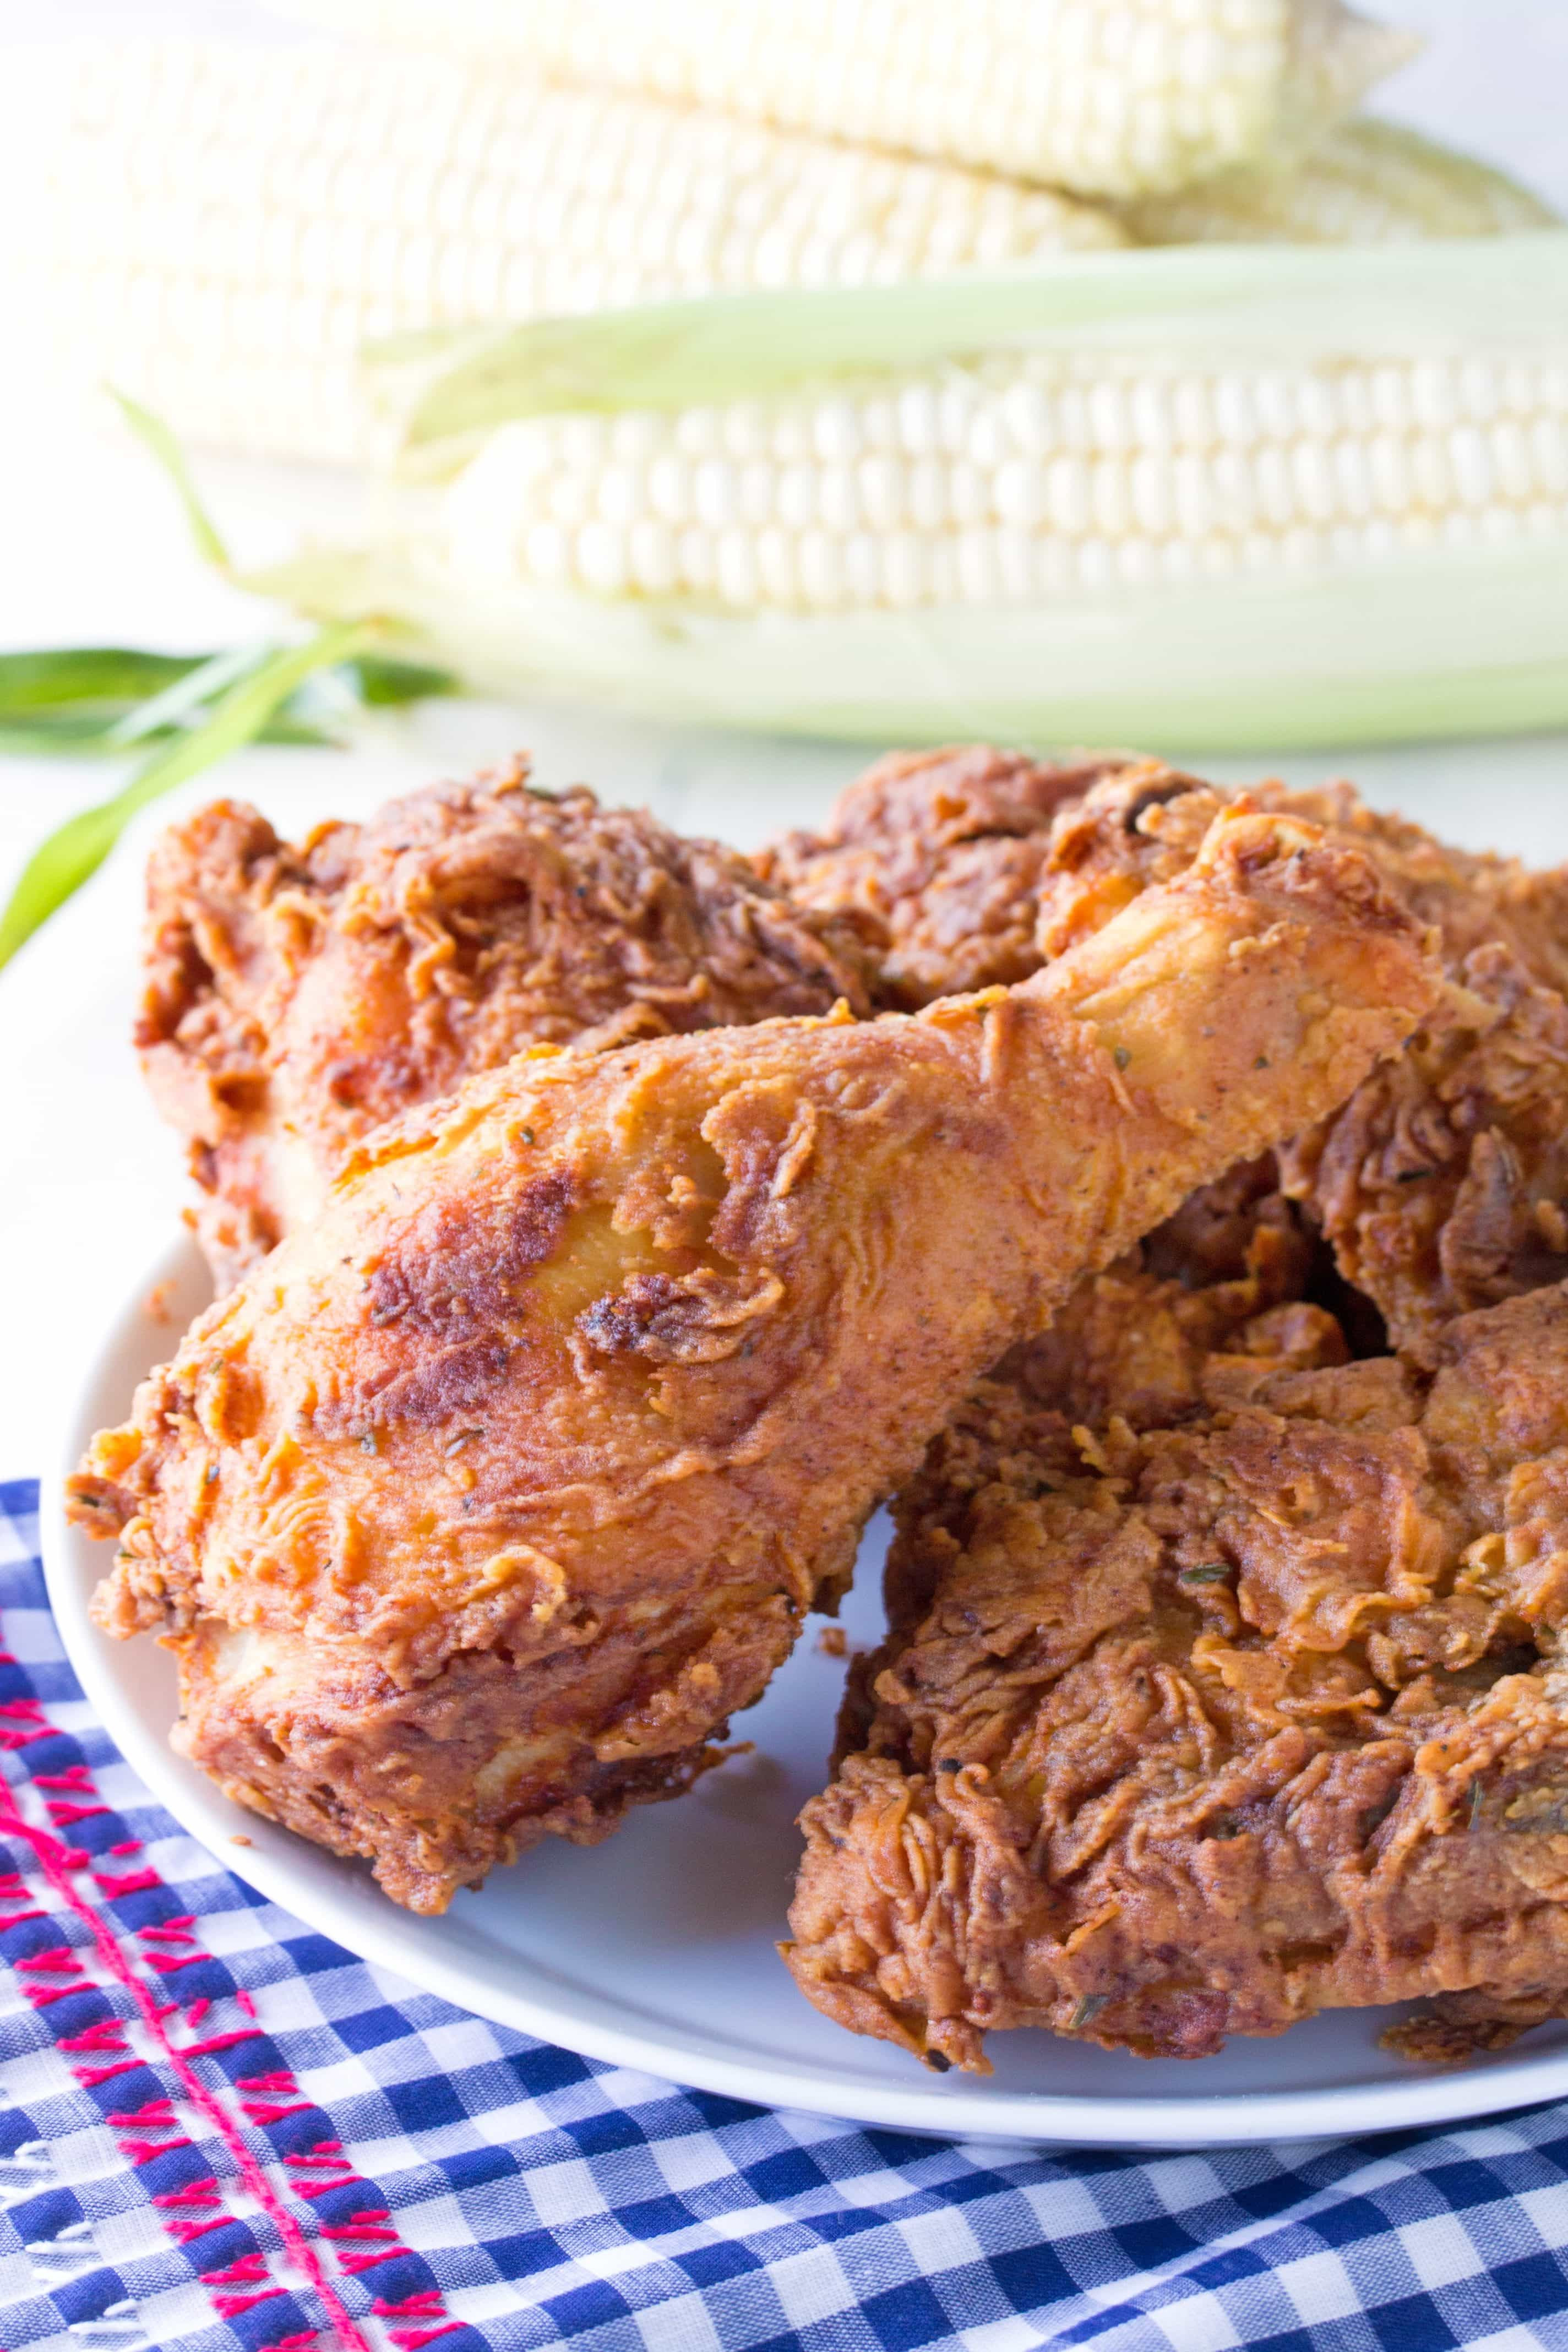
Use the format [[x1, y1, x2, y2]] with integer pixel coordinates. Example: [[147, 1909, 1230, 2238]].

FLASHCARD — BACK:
[[141, 762, 877, 1288], [788, 1286, 1568, 2072], [71, 807, 1435, 1914], [773, 752, 1568, 1364]]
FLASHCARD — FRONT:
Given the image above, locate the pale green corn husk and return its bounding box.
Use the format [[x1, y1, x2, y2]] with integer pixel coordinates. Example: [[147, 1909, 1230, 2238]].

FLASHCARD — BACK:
[[264, 533, 1568, 750], [387, 237, 1567, 450]]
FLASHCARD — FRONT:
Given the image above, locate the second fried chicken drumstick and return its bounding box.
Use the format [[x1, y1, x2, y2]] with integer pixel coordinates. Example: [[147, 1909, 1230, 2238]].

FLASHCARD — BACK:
[[141, 761, 878, 1289], [71, 807, 1435, 1914]]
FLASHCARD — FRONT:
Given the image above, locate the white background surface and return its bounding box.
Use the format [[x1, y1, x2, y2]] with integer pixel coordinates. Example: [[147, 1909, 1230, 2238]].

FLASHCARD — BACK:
[[0, 0, 1565, 1479]]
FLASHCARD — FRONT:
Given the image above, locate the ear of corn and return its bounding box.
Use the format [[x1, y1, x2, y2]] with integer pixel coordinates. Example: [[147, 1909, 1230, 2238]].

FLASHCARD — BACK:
[[1128, 118, 1560, 246], [432, 339, 1568, 618], [282, 0, 1420, 202], [252, 237, 1568, 749], [0, 39, 1123, 469]]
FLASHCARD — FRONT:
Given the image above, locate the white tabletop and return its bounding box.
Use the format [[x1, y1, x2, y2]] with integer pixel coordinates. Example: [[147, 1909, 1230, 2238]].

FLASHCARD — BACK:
[[1, 0, 1565, 1479]]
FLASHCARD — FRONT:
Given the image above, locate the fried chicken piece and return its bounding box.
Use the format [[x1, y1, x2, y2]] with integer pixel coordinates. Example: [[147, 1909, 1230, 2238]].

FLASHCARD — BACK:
[[756, 744, 1148, 1006], [140, 760, 880, 1289], [762, 751, 1328, 1399], [1276, 943, 1568, 1365], [777, 754, 1568, 1365], [1036, 769, 1568, 994], [70, 806, 1435, 1914], [997, 1152, 1333, 1435], [787, 1283, 1568, 2073], [1052, 772, 1568, 1363], [765, 747, 1554, 1008]]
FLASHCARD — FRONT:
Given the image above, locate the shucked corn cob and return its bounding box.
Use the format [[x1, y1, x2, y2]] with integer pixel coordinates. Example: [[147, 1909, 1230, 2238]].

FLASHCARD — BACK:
[[0, 40, 1121, 468], [441, 346, 1568, 614], [1129, 118, 1560, 246], [286, 0, 1419, 202]]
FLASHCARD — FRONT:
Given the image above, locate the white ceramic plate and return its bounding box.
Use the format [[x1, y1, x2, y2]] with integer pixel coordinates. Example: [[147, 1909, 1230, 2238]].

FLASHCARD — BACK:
[[43, 1234, 1568, 2148]]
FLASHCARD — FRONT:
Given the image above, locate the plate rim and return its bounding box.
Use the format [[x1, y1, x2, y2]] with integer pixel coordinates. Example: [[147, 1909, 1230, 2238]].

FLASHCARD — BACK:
[[40, 1233, 1568, 2150]]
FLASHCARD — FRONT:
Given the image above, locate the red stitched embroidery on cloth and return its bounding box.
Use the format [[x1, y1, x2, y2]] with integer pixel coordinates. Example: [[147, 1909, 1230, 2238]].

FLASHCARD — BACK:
[[0, 1683, 467, 2351]]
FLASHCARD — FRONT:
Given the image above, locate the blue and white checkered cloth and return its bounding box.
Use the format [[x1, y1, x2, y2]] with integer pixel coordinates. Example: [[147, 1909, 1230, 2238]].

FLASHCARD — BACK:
[[3, 1479, 1568, 2352]]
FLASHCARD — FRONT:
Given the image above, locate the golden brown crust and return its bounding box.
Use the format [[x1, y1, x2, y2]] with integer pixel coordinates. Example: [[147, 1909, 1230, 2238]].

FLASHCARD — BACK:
[[787, 1283, 1568, 2074], [765, 752, 1562, 1014], [1279, 945, 1568, 1364], [756, 744, 1151, 1006], [997, 1154, 1328, 1436], [171, 1607, 759, 1912], [779, 753, 1568, 1365], [76, 807, 1436, 1912], [140, 761, 881, 1287], [773, 747, 1568, 2070], [1090, 785, 1568, 1363], [1043, 772, 1568, 995]]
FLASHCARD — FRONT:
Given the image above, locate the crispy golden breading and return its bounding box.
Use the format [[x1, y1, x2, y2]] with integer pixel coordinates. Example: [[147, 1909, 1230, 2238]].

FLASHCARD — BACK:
[[1038, 771, 1568, 1353], [140, 761, 880, 1288], [1277, 944, 1568, 1366], [756, 744, 1147, 1006], [780, 750, 1568, 2072], [1039, 771, 1568, 993], [997, 1153, 1331, 1436], [774, 754, 1568, 1363], [764, 750, 1568, 1010], [787, 1284, 1568, 2073], [72, 809, 1435, 1914], [1060, 775, 1568, 1363]]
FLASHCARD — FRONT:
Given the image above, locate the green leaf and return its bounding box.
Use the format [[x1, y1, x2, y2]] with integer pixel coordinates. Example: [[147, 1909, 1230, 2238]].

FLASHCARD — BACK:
[[0, 640, 451, 766], [109, 386, 233, 572], [343, 652, 459, 706], [0, 645, 339, 752], [396, 230, 1568, 443], [0, 705, 341, 758], [0, 650, 337, 757], [0, 799, 133, 969], [0, 712, 163, 757], [0, 646, 203, 718], [105, 619, 376, 807], [106, 641, 273, 747], [251, 712, 345, 748], [0, 619, 377, 970]]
